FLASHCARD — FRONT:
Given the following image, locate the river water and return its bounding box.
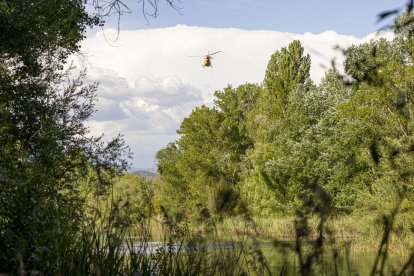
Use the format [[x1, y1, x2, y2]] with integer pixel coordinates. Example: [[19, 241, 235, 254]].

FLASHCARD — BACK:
[[122, 237, 408, 275]]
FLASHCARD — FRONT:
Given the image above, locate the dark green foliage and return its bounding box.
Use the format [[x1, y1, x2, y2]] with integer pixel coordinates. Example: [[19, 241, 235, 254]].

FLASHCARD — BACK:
[[344, 38, 407, 84], [0, 0, 100, 76], [392, 11, 414, 38], [0, 0, 182, 272], [0, 0, 132, 272]]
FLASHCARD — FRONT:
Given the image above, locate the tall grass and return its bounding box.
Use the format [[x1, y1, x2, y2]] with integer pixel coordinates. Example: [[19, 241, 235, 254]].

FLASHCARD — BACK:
[[220, 211, 414, 256], [11, 211, 414, 275], [7, 179, 414, 275]]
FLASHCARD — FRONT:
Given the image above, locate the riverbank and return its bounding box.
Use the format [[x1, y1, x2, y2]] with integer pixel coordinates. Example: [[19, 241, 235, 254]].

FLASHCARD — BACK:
[[216, 212, 414, 255], [135, 213, 413, 274]]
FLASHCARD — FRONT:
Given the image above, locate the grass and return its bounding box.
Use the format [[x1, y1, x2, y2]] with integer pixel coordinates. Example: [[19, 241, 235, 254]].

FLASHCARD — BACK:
[[217, 211, 414, 256], [6, 209, 414, 275], [4, 176, 414, 275]]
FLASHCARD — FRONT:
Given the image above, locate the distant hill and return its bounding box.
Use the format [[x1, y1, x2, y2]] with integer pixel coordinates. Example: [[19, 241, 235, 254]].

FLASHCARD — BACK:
[[132, 170, 158, 180]]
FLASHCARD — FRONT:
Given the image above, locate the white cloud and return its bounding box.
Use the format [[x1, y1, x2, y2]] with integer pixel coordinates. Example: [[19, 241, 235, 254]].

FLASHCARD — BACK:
[[75, 25, 392, 168]]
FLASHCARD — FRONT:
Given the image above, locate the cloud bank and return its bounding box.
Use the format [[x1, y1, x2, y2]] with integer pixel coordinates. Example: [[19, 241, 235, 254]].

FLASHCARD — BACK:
[[75, 25, 392, 169]]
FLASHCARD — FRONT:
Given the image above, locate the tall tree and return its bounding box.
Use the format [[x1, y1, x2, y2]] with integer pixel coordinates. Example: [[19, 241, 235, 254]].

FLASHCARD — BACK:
[[0, 0, 132, 271], [214, 84, 261, 183], [262, 40, 311, 119], [156, 106, 223, 217], [244, 68, 354, 215], [156, 84, 261, 217]]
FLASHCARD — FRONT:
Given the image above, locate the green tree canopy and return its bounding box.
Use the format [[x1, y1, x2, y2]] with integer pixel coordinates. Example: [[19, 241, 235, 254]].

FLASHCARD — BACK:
[[0, 0, 132, 271], [262, 40, 311, 118]]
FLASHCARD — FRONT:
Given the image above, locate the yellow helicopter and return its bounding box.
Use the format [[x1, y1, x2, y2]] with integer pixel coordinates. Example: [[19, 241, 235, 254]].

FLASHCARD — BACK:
[[189, 51, 221, 67]]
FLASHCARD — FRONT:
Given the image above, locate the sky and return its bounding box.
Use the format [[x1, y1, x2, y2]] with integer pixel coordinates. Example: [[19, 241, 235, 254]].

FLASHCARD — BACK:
[[77, 0, 402, 170]]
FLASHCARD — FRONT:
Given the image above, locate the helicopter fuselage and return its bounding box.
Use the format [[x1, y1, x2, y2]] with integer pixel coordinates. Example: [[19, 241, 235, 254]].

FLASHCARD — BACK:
[[203, 56, 211, 67], [190, 51, 220, 67]]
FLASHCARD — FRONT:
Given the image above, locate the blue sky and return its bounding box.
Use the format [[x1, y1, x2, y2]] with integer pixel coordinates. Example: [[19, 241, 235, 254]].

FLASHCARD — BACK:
[[103, 0, 401, 37], [81, 1, 400, 169]]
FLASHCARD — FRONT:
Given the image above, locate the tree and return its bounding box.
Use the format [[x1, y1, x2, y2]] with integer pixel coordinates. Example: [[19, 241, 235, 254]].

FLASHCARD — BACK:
[[0, 0, 134, 272], [156, 84, 262, 218], [262, 40, 311, 119], [244, 63, 363, 215], [344, 38, 407, 84], [335, 25, 414, 213], [156, 106, 223, 218], [214, 84, 262, 183], [241, 41, 313, 214], [391, 10, 414, 38]]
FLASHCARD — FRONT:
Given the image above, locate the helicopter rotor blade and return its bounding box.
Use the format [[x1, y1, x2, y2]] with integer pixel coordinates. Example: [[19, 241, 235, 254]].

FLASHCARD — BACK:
[[210, 51, 221, 55]]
